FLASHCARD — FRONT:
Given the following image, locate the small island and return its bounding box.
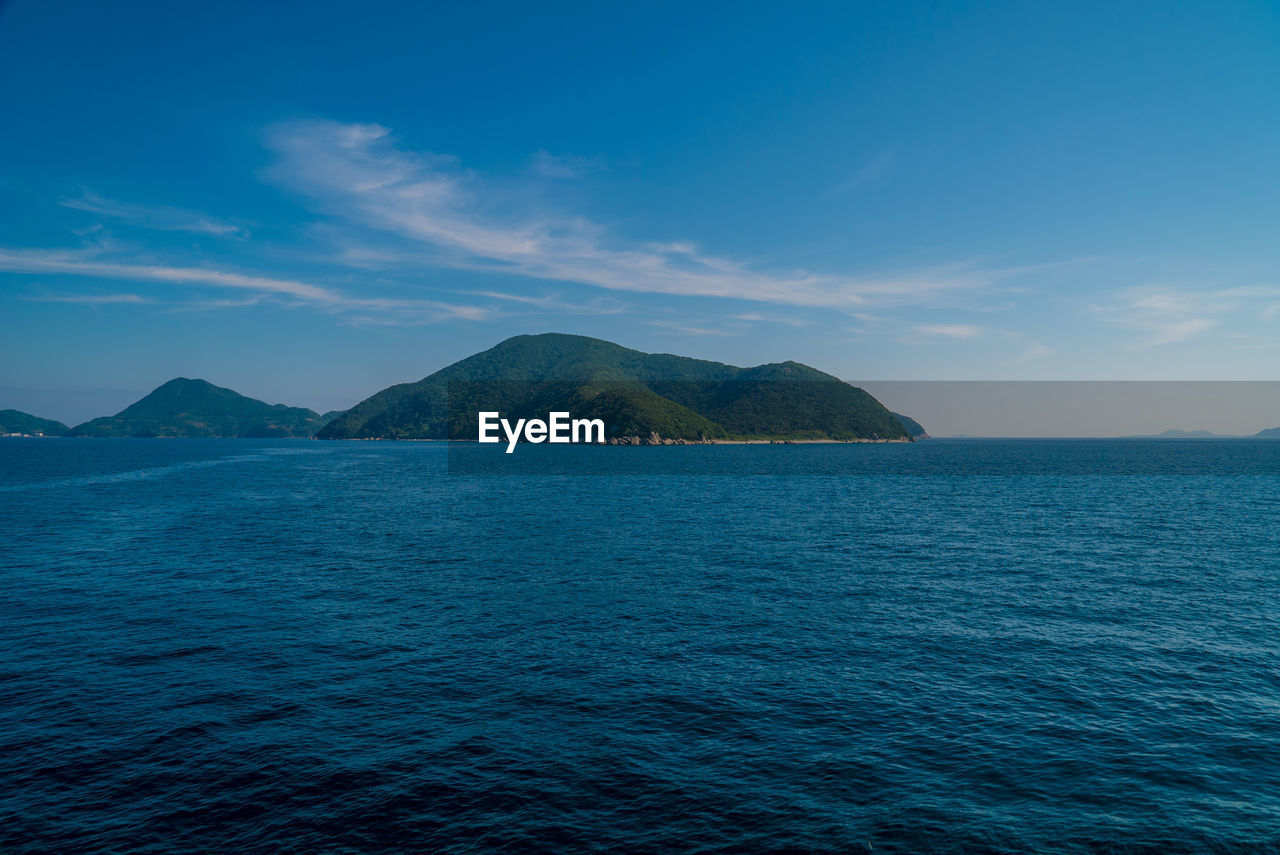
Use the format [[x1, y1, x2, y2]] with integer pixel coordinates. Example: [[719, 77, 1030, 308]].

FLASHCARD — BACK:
[[0, 409, 69, 437], [66, 378, 328, 438]]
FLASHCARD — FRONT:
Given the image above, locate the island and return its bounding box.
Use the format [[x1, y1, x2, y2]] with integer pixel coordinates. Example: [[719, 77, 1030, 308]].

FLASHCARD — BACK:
[[319, 333, 913, 442], [67, 378, 328, 438], [0, 409, 69, 437]]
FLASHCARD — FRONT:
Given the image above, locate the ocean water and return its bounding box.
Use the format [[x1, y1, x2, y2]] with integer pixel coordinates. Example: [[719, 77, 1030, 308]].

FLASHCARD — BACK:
[[3, 439, 1280, 854]]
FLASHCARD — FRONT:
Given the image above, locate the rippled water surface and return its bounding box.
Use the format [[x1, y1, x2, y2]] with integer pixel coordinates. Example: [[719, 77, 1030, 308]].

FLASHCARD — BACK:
[[3, 439, 1280, 853]]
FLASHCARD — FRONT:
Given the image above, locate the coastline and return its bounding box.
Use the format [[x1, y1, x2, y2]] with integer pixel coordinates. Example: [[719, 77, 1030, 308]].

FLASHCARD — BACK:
[[316, 436, 914, 444], [707, 438, 910, 445]]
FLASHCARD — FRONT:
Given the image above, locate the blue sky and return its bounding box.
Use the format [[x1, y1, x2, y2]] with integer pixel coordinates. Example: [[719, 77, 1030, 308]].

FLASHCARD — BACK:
[[3, 0, 1280, 423]]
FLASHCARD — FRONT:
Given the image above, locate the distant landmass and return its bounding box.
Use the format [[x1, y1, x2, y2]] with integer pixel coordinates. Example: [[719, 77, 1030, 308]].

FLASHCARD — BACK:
[[12, 360, 1280, 442], [319, 333, 912, 442], [0, 409, 69, 437], [67, 378, 326, 438], [1122, 429, 1280, 439], [14, 359, 1280, 442]]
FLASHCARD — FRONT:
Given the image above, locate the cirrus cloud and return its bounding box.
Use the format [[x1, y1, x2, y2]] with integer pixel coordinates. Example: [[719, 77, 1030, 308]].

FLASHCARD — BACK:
[[262, 119, 1013, 311], [61, 191, 249, 238], [0, 247, 492, 322], [915, 323, 982, 338]]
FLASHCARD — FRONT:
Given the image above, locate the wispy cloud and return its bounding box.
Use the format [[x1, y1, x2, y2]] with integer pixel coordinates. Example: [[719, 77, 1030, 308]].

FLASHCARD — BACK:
[[61, 191, 249, 238], [471, 290, 630, 315], [1144, 317, 1218, 346], [167, 296, 267, 312], [825, 153, 894, 196], [530, 150, 605, 179], [914, 323, 981, 338], [1096, 284, 1239, 348], [0, 248, 492, 321], [731, 312, 809, 327], [26, 292, 153, 304], [647, 320, 741, 336], [0, 247, 342, 302], [262, 120, 1009, 309], [1017, 343, 1053, 360]]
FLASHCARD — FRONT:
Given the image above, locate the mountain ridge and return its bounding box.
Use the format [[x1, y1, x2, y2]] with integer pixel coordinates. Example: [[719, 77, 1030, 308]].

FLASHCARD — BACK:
[[0, 409, 70, 436], [68, 378, 325, 438], [319, 333, 910, 441], [892, 412, 928, 438]]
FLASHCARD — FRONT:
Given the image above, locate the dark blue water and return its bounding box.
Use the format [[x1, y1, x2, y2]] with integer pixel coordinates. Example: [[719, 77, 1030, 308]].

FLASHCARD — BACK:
[[3, 439, 1280, 854]]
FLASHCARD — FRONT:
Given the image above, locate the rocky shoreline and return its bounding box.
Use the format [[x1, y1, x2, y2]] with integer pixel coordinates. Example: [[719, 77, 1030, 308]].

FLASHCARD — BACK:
[[605, 431, 909, 446], [607, 431, 712, 446]]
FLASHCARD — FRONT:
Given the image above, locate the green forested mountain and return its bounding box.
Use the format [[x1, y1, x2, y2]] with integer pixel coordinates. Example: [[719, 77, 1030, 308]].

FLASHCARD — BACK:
[[0, 409, 69, 436], [892, 412, 928, 438], [319, 333, 909, 441], [68, 378, 325, 438]]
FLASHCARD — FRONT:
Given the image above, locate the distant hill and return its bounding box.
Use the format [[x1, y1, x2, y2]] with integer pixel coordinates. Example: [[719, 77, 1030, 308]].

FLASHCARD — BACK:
[[1258, 427, 1280, 438], [0, 409, 69, 436], [892, 412, 928, 438], [1158, 429, 1219, 438], [319, 333, 908, 441], [68, 378, 325, 438]]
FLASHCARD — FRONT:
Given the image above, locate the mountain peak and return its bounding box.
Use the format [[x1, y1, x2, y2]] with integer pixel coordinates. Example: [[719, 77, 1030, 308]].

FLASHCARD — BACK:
[[68, 379, 322, 438]]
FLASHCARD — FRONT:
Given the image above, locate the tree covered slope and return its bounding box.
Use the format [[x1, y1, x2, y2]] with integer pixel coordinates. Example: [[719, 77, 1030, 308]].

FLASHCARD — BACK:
[[68, 378, 325, 438], [319, 333, 909, 441], [0, 410, 69, 436]]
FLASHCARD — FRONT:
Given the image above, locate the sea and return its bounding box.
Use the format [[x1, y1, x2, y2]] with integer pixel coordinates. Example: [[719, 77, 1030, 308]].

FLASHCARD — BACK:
[[3, 438, 1279, 854]]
